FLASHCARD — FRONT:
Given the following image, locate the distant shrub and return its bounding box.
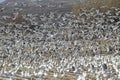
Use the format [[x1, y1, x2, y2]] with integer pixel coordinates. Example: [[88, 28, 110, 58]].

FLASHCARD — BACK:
[[73, 0, 120, 14]]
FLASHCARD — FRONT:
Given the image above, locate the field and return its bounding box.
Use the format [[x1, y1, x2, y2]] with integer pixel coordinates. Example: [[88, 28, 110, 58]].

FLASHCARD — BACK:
[[0, 0, 120, 80]]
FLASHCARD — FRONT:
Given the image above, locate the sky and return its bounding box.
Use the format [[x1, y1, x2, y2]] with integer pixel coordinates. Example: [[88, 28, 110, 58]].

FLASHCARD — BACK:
[[0, 0, 5, 3]]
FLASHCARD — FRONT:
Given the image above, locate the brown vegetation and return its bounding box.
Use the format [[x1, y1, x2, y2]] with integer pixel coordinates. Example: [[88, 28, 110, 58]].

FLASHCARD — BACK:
[[13, 13, 26, 24], [73, 0, 120, 14]]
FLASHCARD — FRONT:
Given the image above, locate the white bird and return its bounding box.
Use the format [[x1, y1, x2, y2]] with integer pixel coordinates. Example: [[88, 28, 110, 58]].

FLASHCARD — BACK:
[[77, 75, 85, 80], [53, 73, 58, 78]]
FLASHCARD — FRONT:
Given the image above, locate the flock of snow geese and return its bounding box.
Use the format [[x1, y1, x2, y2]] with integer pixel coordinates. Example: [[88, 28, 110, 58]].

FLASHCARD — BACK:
[[0, 7, 120, 80]]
